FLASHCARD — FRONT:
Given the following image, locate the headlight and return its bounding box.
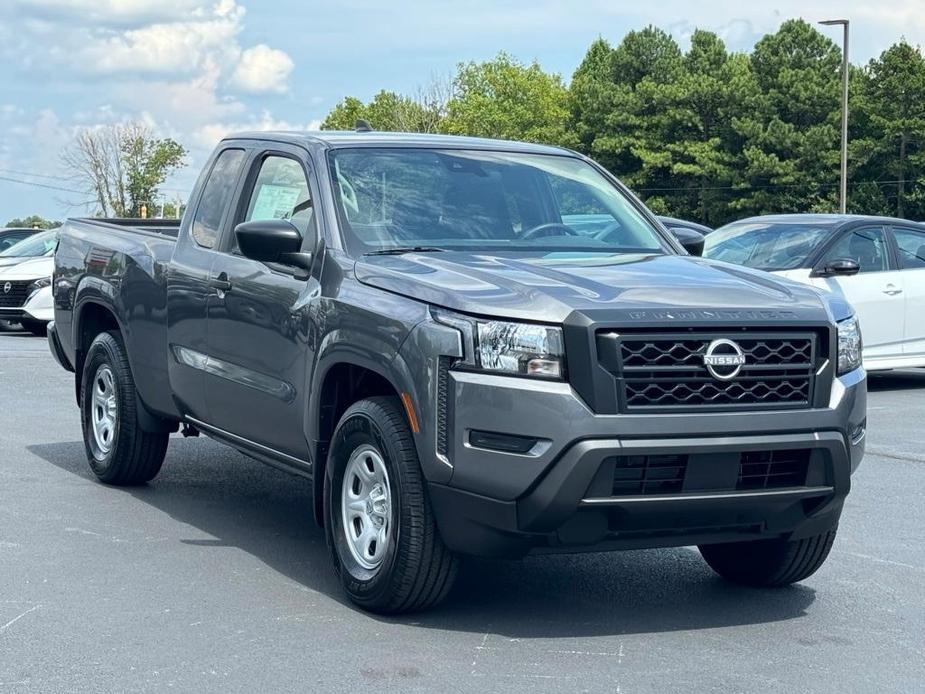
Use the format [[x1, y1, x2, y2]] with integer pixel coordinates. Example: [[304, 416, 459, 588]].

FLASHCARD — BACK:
[[27, 277, 51, 295], [433, 310, 566, 379], [836, 315, 862, 375]]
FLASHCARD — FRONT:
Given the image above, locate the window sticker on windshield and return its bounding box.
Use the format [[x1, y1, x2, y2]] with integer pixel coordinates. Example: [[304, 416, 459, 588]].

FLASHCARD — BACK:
[[250, 184, 302, 220]]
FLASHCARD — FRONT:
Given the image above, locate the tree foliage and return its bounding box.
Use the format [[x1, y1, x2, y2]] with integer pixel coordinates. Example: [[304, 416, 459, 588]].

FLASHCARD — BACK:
[[442, 52, 574, 146], [62, 122, 187, 217], [320, 24, 925, 224], [5, 214, 60, 229]]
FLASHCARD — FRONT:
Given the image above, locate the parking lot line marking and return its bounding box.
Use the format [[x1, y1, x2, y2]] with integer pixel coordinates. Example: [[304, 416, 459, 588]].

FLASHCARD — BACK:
[[835, 550, 922, 572], [0, 604, 41, 635]]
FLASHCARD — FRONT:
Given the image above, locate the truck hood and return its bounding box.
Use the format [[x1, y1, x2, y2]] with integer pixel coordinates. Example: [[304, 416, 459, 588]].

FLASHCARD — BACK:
[[355, 251, 837, 323], [0, 255, 53, 280]]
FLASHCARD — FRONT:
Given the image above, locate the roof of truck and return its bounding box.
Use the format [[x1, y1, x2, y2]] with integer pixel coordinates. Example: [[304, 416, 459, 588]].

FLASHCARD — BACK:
[[224, 130, 577, 156]]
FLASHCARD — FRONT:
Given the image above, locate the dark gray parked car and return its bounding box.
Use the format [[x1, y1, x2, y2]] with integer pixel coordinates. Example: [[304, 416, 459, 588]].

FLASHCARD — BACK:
[[48, 132, 866, 613]]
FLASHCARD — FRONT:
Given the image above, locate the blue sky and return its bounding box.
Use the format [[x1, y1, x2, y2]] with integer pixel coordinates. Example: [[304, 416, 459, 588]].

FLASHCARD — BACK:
[[1, 0, 923, 222]]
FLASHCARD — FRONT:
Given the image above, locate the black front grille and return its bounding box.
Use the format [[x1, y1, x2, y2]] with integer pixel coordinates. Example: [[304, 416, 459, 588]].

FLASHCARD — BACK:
[[737, 449, 810, 490], [0, 280, 30, 307], [611, 454, 687, 495], [608, 449, 812, 496], [598, 330, 819, 412]]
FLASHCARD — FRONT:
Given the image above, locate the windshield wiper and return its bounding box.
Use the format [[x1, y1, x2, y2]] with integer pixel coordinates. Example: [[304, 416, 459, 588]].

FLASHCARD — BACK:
[[364, 246, 447, 256]]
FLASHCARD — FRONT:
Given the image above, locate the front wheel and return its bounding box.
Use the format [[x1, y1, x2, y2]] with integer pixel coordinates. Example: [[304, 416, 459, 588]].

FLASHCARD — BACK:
[[324, 397, 458, 613], [699, 528, 837, 587], [81, 331, 169, 485]]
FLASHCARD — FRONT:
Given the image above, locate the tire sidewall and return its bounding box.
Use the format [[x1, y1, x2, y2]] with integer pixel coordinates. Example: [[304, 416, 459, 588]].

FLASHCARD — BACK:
[[325, 408, 405, 606], [81, 334, 124, 479]]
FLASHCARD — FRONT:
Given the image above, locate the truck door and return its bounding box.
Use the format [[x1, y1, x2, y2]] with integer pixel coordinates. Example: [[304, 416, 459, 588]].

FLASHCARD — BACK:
[[203, 149, 321, 462], [167, 147, 248, 420]]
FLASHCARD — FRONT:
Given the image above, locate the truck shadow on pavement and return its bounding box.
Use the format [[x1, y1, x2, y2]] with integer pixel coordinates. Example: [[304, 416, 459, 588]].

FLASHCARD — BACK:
[[30, 438, 816, 638], [867, 369, 925, 392]]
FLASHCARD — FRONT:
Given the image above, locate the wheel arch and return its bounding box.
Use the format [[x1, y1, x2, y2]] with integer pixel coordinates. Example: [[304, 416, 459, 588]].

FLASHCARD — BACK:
[[74, 299, 176, 433], [309, 357, 416, 527]]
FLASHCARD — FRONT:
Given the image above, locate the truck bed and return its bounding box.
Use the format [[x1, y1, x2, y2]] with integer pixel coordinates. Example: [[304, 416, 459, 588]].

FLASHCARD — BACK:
[[72, 217, 182, 238], [53, 216, 183, 419]]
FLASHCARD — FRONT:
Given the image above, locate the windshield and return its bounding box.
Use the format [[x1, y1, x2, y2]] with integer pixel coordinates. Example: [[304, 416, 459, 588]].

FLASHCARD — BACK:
[[0, 230, 57, 257], [329, 148, 668, 256], [703, 222, 835, 271]]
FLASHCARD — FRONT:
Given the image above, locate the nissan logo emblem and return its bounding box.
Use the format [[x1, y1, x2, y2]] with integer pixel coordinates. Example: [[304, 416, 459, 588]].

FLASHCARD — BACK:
[[702, 338, 746, 380], [2, 282, 10, 294]]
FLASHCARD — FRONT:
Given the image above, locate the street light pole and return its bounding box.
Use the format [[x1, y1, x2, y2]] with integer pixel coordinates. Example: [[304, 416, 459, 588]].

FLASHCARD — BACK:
[[820, 19, 850, 214]]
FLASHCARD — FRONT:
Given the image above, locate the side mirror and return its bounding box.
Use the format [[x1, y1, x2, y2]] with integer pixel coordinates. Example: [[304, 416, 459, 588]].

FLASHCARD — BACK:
[[812, 257, 860, 278], [668, 227, 705, 257], [234, 219, 312, 271]]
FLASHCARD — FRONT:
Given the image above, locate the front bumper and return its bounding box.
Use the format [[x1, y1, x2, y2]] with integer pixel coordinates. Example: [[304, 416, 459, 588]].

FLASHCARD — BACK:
[[419, 366, 866, 558], [0, 285, 53, 322]]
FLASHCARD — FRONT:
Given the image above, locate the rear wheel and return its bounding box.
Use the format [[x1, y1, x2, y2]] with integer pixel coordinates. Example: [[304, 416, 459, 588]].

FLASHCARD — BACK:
[[80, 331, 169, 485], [699, 528, 837, 587], [324, 397, 458, 613]]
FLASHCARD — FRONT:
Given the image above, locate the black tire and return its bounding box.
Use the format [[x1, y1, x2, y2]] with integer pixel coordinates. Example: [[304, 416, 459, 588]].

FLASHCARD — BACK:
[[19, 319, 47, 337], [324, 396, 458, 613], [80, 331, 169, 485], [699, 528, 837, 587]]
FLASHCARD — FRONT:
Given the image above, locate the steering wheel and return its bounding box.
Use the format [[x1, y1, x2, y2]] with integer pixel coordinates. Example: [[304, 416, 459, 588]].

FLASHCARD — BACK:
[[519, 222, 581, 240]]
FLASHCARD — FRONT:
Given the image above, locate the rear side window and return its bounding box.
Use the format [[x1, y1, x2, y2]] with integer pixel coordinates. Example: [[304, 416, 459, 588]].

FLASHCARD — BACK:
[[893, 227, 925, 269], [191, 148, 245, 249]]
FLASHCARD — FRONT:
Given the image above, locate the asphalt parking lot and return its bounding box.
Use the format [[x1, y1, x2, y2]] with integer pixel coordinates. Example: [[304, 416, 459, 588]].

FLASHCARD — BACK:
[[1, 327, 924, 693]]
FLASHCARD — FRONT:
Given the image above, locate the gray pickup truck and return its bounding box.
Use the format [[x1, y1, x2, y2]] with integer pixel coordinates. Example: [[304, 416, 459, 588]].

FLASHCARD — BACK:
[[49, 131, 867, 613]]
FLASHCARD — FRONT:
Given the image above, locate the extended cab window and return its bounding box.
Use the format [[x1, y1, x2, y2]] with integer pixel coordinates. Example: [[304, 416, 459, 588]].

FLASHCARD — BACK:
[[820, 227, 888, 273], [242, 156, 314, 239], [893, 228, 925, 269], [191, 148, 245, 249]]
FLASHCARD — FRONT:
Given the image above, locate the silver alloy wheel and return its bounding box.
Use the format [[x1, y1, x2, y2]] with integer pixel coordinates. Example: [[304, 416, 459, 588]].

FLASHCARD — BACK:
[[91, 364, 118, 455], [341, 444, 392, 570]]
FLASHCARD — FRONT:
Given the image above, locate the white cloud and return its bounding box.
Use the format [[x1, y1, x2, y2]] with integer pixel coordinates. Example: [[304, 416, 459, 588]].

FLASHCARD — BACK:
[[75, 7, 245, 76], [231, 44, 295, 93], [6, 1, 293, 94], [194, 111, 321, 149]]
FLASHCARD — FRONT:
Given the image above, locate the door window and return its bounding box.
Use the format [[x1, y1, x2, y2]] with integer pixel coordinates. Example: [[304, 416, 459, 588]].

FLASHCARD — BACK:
[[893, 228, 925, 269], [191, 148, 246, 249], [242, 156, 314, 239], [820, 227, 888, 273]]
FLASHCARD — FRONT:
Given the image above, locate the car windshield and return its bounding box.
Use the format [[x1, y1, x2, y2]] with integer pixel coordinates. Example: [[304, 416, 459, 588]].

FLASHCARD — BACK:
[[0, 230, 56, 257], [703, 222, 835, 271], [329, 148, 668, 256]]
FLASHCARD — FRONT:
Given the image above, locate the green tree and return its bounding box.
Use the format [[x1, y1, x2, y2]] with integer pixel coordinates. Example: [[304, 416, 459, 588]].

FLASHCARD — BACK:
[[853, 41, 925, 218], [120, 128, 186, 217], [731, 19, 842, 216], [321, 96, 368, 130], [322, 83, 448, 133], [443, 52, 574, 145], [5, 214, 61, 229], [567, 28, 684, 190], [62, 122, 187, 217]]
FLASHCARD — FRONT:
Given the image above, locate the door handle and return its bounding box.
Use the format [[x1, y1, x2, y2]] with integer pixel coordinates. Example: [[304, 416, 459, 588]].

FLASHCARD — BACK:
[[208, 273, 232, 295], [882, 285, 903, 296]]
